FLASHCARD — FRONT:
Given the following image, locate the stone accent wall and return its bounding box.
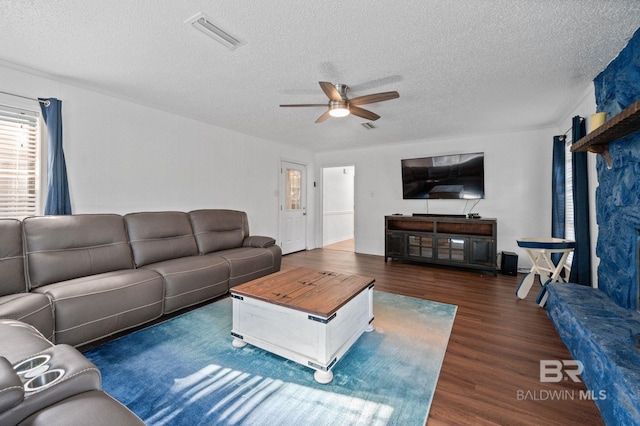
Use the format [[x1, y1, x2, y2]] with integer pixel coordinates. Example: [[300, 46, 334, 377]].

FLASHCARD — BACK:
[[593, 28, 640, 310]]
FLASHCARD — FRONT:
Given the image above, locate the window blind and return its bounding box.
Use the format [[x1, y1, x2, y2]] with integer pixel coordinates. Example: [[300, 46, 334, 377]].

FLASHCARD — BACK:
[[0, 104, 40, 218], [564, 139, 575, 266]]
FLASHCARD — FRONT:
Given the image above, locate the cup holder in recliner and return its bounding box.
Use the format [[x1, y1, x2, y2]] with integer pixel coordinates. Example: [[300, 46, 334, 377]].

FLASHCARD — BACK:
[[14, 355, 66, 393], [13, 354, 51, 375], [23, 368, 65, 393]]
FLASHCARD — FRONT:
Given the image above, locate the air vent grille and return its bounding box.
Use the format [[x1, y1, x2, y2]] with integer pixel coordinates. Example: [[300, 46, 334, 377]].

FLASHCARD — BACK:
[[361, 122, 377, 130], [186, 12, 244, 50]]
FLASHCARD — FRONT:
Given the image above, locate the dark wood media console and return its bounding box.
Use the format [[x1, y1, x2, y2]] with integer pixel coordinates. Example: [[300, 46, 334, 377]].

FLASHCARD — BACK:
[[385, 215, 497, 274]]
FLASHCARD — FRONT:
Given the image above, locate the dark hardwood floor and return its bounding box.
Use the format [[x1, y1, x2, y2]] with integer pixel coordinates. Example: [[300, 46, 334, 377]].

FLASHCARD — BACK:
[[282, 248, 604, 426]]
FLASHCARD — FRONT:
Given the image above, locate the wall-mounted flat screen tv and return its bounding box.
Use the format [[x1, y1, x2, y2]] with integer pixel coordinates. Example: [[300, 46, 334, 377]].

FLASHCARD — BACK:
[[401, 152, 484, 199]]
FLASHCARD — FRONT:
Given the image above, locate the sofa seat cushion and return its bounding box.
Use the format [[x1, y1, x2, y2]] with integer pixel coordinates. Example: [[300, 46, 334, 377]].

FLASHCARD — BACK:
[[141, 255, 229, 314], [0, 320, 52, 364], [0, 293, 53, 341], [32, 270, 164, 346], [215, 247, 279, 287], [17, 390, 145, 426]]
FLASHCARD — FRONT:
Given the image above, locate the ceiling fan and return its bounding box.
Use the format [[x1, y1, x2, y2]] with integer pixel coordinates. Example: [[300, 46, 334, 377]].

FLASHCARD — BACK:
[[280, 81, 399, 123]]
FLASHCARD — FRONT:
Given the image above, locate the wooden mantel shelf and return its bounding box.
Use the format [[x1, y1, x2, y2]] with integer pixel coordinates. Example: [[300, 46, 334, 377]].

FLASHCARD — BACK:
[[571, 98, 640, 167]]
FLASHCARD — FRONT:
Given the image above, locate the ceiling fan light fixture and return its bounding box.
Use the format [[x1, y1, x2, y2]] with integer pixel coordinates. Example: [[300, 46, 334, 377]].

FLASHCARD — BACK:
[[328, 102, 350, 118], [279, 81, 399, 123]]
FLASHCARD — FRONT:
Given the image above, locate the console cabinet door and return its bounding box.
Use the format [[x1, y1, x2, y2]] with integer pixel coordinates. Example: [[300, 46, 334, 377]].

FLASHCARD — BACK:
[[469, 238, 495, 265], [386, 232, 405, 258], [436, 236, 467, 262], [407, 234, 434, 259]]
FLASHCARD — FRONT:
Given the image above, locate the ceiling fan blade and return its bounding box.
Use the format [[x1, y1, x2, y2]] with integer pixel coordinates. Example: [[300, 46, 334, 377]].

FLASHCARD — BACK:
[[315, 110, 332, 123], [319, 81, 343, 102], [349, 75, 404, 92], [280, 103, 327, 107], [349, 91, 399, 106], [350, 106, 380, 121]]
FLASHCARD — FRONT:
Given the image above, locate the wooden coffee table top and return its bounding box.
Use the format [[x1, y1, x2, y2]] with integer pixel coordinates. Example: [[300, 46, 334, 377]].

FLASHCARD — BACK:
[[230, 267, 375, 318]]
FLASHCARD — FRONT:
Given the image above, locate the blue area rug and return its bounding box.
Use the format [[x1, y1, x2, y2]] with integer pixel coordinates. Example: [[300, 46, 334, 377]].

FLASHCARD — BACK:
[[84, 291, 457, 425]]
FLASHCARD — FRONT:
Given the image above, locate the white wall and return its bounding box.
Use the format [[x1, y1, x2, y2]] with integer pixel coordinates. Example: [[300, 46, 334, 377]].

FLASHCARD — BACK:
[[316, 127, 559, 269], [322, 166, 354, 245], [1, 61, 600, 271], [0, 64, 316, 243]]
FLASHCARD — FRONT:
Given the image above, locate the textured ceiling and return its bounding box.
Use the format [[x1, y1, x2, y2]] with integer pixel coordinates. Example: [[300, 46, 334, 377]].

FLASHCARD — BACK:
[[1, 1, 639, 152]]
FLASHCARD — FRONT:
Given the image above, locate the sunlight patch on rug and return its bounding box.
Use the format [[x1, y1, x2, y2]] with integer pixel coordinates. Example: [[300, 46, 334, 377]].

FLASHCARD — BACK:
[[84, 291, 457, 426], [147, 364, 395, 426]]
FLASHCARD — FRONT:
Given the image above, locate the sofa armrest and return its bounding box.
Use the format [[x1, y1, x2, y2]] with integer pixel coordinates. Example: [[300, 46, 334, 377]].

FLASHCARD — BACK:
[[242, 236, 276, 248], [0, 356, 23, 413], [0, 344, 102, 426]]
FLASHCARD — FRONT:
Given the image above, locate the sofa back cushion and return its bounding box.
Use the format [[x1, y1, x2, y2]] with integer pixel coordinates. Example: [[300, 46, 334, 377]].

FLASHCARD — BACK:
[[0, 219, 26, 295], [124, 211, 198, 267], [23, 214, 134, 289], [189, 209, 249, 254]]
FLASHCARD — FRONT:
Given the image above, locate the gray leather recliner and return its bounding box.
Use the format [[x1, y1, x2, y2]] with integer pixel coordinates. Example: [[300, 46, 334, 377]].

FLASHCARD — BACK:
[[0, 319, 144, 426]]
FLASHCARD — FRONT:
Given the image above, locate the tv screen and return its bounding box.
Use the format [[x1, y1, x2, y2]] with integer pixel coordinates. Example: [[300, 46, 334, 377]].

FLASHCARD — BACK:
[[401, 152, 484, 199]]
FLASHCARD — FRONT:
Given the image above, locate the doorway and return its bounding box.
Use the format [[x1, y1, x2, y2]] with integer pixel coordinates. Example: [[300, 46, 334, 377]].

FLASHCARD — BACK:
[[322, 166, 355, 252], [279, 160, 307, 255]]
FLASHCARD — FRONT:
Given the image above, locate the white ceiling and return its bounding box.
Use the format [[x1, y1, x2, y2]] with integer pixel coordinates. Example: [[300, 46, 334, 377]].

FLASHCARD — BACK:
[[1, 1, 639, 152]]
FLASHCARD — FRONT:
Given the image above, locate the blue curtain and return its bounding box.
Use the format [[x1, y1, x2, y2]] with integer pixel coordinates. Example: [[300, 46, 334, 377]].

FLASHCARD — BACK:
[[551, 135, 566, 266], [569, 116, 591, 286], [39, 98, 72, 215]]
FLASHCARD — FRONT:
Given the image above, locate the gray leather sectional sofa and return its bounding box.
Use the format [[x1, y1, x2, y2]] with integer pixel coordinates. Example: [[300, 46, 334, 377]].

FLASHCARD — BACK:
[[0, 209, 281, 425]]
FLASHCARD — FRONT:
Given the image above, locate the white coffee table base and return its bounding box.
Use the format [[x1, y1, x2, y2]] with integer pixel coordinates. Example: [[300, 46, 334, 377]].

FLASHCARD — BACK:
[[231, 284, 374, 384]]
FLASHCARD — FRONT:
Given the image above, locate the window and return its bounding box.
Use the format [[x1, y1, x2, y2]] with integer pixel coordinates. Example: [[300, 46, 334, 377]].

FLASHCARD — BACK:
[[564, 139, 575, 266], [0, 104, 41, 218], [285, 168, 301, 210]]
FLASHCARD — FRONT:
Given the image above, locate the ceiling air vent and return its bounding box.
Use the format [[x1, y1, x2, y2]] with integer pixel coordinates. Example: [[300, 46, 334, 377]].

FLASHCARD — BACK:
[[186, 12, 244, 50], [361, 122, 377, 130]]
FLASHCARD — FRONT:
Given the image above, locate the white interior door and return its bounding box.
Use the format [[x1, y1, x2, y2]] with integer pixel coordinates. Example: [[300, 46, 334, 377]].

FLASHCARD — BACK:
[[279, 160, 307, 254]]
